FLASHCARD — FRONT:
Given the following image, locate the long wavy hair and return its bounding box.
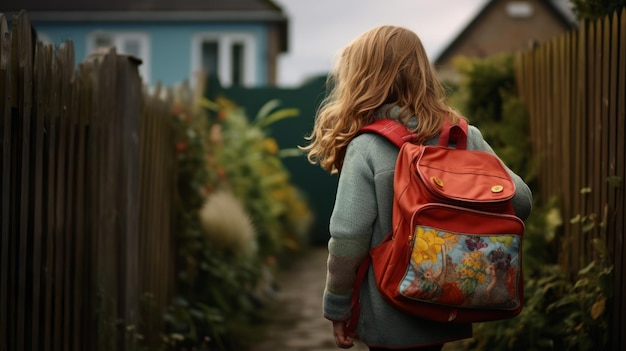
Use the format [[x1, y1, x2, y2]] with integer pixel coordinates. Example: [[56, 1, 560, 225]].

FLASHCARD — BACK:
[[301, 25, 464, 173]]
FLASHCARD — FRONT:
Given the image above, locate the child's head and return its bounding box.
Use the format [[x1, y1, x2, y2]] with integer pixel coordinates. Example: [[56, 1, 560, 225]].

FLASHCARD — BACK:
[[333, 25, 438, 114], [303, 25, 460, 173]]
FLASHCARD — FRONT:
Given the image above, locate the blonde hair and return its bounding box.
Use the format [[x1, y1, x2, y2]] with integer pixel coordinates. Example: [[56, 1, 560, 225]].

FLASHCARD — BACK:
[[301, 25, 464, 173]]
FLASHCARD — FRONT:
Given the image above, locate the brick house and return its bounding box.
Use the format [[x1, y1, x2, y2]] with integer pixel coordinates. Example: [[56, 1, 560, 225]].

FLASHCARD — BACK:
[[434, 0, 577, 81]]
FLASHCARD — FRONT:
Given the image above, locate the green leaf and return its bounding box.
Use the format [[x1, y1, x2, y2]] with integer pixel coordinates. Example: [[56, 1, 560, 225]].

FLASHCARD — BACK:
[[256, 108, 300, 128], [578, 262, 595, 275], [606, 175, 622, 188], [279, 148, 305, 158], [255, 99, 283, 121], [200, 98, 220, 111]]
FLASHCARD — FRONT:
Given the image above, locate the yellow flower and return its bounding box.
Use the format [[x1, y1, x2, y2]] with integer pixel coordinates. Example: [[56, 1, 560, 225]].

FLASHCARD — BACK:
[[263, 137, 279, 154], [412, 227, 445, 264], [442, 232, 462, 245], [489, 235, 514, 247]]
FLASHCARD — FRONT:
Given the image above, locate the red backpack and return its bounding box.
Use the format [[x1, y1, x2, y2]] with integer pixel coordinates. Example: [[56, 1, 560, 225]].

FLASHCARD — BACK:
[[345, 118, 525, 334]]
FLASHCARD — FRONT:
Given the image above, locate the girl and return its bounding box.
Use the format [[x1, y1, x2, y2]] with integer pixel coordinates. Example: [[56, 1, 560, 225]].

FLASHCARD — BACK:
[[301, 25, 532, 350]]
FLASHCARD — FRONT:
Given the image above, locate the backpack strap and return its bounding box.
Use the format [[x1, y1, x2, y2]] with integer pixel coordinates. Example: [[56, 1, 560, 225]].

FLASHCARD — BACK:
[[359, 118, 469, 149], [344, 253, 371, 337], [438, 118, 469, 149], [357, 119, 415, 148]]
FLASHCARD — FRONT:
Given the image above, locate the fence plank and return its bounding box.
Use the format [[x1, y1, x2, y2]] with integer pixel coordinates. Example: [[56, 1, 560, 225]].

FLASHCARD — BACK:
[[43, 42, 58, 351], [0, 13, 10, 351], [16, 11, 34, 351], [52, 42, 71, 351], [93, 48, 122, 351], [70, 62, 87, 351], [116, 54, 142, 348], [600, 14, 610, 252], [84, 59, 99, 351], [592, 17, 604, 244], [560, 33, 572, 235], [614, 9, 626, 350], [30, 38, 47, 351]]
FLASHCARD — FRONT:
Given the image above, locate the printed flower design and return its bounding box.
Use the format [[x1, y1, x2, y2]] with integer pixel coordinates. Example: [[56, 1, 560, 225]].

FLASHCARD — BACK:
[[442, 232, 461, 245], [412, 227, 446, 265], [488, 235, 515, 247], [458, 251, 488, 295]]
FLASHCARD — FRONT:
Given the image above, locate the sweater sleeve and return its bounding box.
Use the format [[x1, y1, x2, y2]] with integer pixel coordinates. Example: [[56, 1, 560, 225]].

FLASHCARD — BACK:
[[323, 142, 377, 321]]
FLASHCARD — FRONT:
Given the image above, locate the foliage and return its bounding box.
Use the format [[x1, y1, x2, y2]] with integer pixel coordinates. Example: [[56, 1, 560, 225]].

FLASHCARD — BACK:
[[162, 84, 312, 350], [450, 54, 534, 183], [462, 201, 613, 351], [202, 97, 310, 258], [570, 0, 626, 20]]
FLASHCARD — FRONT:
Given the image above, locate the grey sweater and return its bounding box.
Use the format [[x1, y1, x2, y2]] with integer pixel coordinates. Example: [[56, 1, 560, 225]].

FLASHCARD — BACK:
[[323, 114, 533, 348]]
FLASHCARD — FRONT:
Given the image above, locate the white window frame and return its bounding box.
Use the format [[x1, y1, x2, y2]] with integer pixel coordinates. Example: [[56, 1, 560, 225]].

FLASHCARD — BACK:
[[87, 31, 151, 84], [191, 32, 257, 88], [506, 1, 534, 18]]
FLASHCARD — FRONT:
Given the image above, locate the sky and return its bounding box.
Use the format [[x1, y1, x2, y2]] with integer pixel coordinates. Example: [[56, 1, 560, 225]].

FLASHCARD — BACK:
[[272, 0, 489, 87]]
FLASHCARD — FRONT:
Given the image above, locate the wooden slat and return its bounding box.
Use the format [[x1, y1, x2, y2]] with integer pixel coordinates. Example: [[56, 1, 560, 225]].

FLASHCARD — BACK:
[[591, 17, 603, 246], [569, 19, 588, 273], [16, 11, 33, 351], [43, 42, 58, 351], [61, 44, 77, 351], [94, 48, 121, 351], [599, 15, 610, 248], [560, 33, 572, 239], [614, 9, 626, 350], [71, 63, 88, 351], [0, 13, 11, 351], [606, 10, 620, 349], [53, 41, 71, 351], [31, 38, 47, 351], [83, 59, 99, 351], [117, 53, 141, 350]]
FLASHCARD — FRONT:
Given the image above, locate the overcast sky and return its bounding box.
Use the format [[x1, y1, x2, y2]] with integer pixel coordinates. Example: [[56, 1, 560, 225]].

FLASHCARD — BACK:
[[273, 0, 489, 87]]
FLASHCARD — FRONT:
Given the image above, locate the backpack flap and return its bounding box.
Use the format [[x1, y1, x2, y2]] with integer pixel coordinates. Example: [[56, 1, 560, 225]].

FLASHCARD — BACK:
[[416, 147, 516, 206]]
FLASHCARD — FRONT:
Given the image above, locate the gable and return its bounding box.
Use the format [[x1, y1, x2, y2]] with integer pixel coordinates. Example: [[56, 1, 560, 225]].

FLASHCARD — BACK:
[[434, 0, 577, 70]]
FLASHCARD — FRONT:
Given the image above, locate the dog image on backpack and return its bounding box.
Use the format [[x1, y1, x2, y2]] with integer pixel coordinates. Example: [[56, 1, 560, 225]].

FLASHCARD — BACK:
[[301, 25, 533, 350]]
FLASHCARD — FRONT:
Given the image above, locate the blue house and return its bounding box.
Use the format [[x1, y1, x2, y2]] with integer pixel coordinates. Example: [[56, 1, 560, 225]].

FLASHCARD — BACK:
[[2, 0, 289, 87]]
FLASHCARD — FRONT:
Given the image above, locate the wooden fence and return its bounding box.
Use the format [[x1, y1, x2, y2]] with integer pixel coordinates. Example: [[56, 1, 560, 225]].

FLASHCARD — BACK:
[[515, 8, 625, 349], [0, 11, 175, 351]]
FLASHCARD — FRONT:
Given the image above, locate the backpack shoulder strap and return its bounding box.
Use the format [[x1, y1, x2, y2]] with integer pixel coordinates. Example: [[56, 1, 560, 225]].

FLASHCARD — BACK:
[[358, 119, 415, 148], [439, 118, 469, 149], [359, 117, 470, 149]]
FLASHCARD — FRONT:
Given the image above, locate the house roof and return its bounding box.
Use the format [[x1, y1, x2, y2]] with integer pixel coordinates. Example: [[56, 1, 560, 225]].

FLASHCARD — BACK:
[[2, 0, 289, 51], [434, 0, 577, 65], [3, 0, 284, 12], [2, 0, 287, 22]]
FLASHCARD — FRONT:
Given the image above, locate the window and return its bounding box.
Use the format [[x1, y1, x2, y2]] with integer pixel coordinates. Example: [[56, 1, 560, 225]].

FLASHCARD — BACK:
[[191, 32, 256, 87], [506, 1, 534, 18], [87, 31, 150, 84]]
